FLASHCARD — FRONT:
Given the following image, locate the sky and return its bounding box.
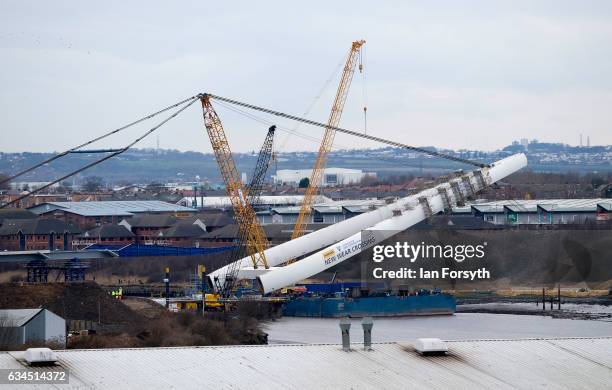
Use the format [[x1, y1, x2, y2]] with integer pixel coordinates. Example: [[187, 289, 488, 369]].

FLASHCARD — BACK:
[[1, 1, 611, 154]]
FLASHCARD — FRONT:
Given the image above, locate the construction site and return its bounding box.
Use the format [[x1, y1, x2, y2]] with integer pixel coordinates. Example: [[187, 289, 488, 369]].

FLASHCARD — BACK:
[[0, 40, 543, 316], [1, 3, 611, 388]]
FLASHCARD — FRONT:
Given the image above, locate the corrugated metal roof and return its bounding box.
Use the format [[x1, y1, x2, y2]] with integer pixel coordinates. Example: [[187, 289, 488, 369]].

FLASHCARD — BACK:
[[0, 308, 42, 327], [81, 225, 134, 239], [470, 198, 609, 214], [271, 199, 385, 215], [1, 337, 610, 389], [28, 201, 196, 217], [178, 195, 333, 209], [0, 218, 81, 235]]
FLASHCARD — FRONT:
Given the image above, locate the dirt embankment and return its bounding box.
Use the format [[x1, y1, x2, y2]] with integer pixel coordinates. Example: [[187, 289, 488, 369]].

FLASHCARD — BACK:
[[0, 282, 142, 324], [0, 282, 269, 350]]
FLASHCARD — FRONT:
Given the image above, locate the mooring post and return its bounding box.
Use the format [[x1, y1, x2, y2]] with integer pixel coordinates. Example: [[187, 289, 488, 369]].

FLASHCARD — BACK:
[[164, 267, 170, 308]]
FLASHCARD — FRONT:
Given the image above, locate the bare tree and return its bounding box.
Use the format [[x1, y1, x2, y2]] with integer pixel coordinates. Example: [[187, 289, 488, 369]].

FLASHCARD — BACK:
[[0, 313, 19, 351], [83, 176, 105, 192], [0, 173, 9, 191]]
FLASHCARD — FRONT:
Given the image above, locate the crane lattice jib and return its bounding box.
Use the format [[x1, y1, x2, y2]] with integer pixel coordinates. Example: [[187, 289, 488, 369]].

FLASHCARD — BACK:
[[200, 96, 269, 269], [218, 126, 276, 296], [248, 126, 276, 200], [290, 40, 365, 244]]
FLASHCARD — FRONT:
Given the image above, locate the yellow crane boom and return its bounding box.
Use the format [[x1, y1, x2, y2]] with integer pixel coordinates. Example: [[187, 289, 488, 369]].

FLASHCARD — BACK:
[[200, 95, 269, 269], [289, 40, 366, 244]]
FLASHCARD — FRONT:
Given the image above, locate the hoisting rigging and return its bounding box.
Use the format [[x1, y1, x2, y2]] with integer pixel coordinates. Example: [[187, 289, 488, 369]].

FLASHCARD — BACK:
[[215, 125, 276, 296], [200, 95, 270, 271], [288, 39, 366, 257]]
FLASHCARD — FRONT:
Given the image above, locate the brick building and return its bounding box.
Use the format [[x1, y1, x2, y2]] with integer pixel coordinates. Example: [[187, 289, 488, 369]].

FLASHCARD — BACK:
[[119, 215, 180, 245], [0, 218, 81, 251], [120, 215, 208, 246], [28, 201, 196, 230], [74, 224, 135, 249], [198, 224, 330, 247], [158, 220, 207, 247], [0, 209, 38, 225]]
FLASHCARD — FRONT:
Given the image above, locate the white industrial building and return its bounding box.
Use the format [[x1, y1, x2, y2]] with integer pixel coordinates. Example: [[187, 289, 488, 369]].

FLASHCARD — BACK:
[[177, 195, 332, 210], [459, 198, 612, 225], [273, 168, 375, 187], [0, 337, 610, 389], [253, 198, 612, 226], [257, 199, 386, 225], [0, 309, 66, 348]]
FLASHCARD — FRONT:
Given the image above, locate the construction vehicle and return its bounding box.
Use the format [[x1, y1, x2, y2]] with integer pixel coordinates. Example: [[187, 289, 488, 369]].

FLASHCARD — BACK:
[[288, 40, 366, 260], [204, 293, 224, 311]]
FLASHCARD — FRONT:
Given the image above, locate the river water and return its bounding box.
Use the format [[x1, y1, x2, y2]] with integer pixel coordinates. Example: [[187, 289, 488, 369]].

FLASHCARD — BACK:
[[265, 312, 612, 344]]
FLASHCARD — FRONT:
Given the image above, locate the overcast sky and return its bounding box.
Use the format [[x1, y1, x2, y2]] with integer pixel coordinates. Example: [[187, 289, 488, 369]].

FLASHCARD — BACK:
[[1, 1, 611, 154]]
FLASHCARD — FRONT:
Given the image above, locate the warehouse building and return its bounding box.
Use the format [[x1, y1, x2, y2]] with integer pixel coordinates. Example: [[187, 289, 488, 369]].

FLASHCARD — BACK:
[[28, 201, 196, 230], [465, 198, 611, 225], [177, 195, 332, 210], [254, 198, 612, 227], [0, 309, 66, 348], [273, 167, 375, 187], [0, 337, 609, 389], [257, 199, 386, 225]]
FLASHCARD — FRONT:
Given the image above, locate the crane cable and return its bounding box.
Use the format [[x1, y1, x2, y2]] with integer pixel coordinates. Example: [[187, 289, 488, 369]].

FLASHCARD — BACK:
[[1, 97, 199, 209], [277, 56, 346, 152], [360, 46, 368, 135], [203, 93, 489, 168], [0, 95, 199, 187], [214, 98, 431, 169]]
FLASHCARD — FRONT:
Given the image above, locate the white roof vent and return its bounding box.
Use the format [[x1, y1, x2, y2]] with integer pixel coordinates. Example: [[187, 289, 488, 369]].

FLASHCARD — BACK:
[[414, 338, 448, 355], [25, 348, 57, 365]]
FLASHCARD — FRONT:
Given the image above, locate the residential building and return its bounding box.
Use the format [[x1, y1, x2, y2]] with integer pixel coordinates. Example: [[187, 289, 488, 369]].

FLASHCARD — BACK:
[[0, 219, 80, 251], [74, 225, 136, 249], [0, 209, 38, 226], [119, 215, 209, 246], [159, 220, 207, 247], [119, 214, 180, 244]]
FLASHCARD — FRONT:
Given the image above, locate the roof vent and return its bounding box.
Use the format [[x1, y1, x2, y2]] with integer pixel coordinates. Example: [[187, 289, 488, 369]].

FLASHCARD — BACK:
[[339, 317, 351, 352], [414, 338, 448, 355], [25, 348, 57, 365]]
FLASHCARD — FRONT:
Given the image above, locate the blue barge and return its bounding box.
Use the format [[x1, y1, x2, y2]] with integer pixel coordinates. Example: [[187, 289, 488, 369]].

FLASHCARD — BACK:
[[282, 294, 456, 318]]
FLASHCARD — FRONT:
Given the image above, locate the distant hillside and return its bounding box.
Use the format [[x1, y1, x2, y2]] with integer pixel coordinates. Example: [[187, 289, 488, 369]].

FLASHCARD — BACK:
[[0, 143, 610, 185]]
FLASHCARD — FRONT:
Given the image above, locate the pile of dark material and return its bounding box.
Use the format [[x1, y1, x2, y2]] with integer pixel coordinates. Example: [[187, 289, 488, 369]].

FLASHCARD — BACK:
[[0, 282, 270, 349], [0, 281, 142, 324]]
